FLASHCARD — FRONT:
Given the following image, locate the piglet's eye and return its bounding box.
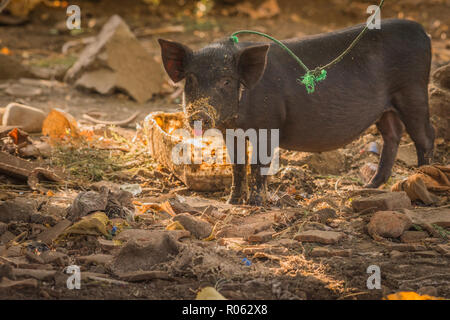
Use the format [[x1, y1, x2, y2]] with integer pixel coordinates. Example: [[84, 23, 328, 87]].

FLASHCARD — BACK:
[[223, 79, 231, 86]]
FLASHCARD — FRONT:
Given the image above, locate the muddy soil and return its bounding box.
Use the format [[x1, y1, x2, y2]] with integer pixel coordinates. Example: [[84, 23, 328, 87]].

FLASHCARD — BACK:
[[0, 0, 449, 300]]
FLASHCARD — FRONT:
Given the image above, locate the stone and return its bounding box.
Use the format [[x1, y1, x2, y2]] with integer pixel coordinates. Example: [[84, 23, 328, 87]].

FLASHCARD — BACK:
[[429, 63, 450, 141], [397, 143, 417, 167], [12, 268, 56, 281], [112, 232, 181, 273], [414, 251, 440, 258], [310, 247, 352, 257], [247, 231, 273, 243], [36, 219, 72, 245], [400, 231, 428, 243], [77, 254, 113, 266], [389, 250, 407, 259], [1, 103, 46, 133], [434, 244, 450, 255], [367, 211, 412, 239], [352, 192, 411, 213], [0, 231, 15, 244], [117, 270, 170, 282], [0, 278, 38, 289], [402, 208, 450, 228], [0, 222, 7, 235], [294, 230, 345, 244], [312, 208, 337, 224], [65, 15, 164, 103], [418, 286, 438, 297], [172, 213, 213, 239], [387, 243, 427, 252], [40, 251, 68, 265], [5, 83, 42, 97], [66, 188, 109, 222], [0, 198, 38, 223]]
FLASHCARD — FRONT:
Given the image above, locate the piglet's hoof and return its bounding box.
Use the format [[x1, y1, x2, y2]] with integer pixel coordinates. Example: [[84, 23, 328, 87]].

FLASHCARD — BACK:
[[227, 195, 244, 205], [247, 193, 264, 206]]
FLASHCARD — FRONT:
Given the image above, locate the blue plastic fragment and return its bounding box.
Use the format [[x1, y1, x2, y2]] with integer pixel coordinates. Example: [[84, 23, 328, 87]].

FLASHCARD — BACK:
[[242, 258, 252, 266]]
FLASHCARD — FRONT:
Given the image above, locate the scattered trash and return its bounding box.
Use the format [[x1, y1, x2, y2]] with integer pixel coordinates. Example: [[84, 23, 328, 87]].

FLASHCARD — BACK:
[[60, 211, 111, 238], [196, 287, 227, 300], [42, 108, 79, 140], [66, 185, 134, 221], [120, 184, 142, 196], [384, 292, 445, 300], [391, 165, 449, 204], [367, 142, 379, 154], [2, 103, 46, 133], [242, 258, 252, 266]]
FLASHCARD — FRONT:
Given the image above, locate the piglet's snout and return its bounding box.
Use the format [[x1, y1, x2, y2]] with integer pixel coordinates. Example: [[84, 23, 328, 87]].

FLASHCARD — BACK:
[[187, 110, 214, 131]]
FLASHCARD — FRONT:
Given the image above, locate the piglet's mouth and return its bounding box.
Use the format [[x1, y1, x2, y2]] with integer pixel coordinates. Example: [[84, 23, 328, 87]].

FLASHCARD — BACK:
[[185, 97, 218, 132]]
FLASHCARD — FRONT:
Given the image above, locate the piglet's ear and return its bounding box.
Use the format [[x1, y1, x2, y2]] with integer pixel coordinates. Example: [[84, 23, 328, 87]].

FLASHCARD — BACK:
[[158, 39, 192, 83], [237, 44, 269, 89]]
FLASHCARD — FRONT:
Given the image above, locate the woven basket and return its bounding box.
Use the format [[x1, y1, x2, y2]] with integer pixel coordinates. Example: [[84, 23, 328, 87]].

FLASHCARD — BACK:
[[142, 111, 233, 191]]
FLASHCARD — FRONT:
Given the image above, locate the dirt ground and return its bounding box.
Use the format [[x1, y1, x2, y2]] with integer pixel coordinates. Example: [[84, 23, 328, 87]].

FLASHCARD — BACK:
[[0, 0, 449, 300]]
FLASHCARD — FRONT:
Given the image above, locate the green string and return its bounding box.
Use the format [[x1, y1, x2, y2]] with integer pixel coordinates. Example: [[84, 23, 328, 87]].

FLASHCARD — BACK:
[[230, 0, 385, 94]]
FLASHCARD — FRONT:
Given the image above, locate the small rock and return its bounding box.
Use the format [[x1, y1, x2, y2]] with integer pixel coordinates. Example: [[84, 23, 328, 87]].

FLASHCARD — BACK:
[[294, 230, 345, 244], [310, 247, 352, 257], [312, 208, 337, 224], [5, 83, 42, 97], [0, 222, 7, 235], [1, 103, 46, 133], [388, 243, 427, 252], [0, 278, 38, 289], [40, 251, 68, 265], [116, 229, 189, 243], [434, 244, 450, 255], [367, 211, 412, 239], [389, 250, 407, 259], [414, 251, 440, 258], [352, 192, 411, 213], [417, 286, 438, 297], [30, 213, 57, 226], [25, 251, 45, 264], [12, 268, 56, 281], [5, 245, 22, 257], [77, 254, 113, 266], [36, 219, 72, 245], [403, 208, 450, 228], [0, 198, 38, 223], [247, 231, 273, 243], [172, 213, 213, 239], [97, 238, 118, 251], [66, 188, 109, 222], [0, 231, 15, 244], [400, 231, 428, 243], [112, 232, 181, 273], [117, 270, 170, 282]]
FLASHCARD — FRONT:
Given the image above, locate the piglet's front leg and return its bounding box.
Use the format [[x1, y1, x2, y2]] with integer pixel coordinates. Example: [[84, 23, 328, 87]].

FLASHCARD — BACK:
[[247, 163, 268, 206], [227, 163, 248, 204]]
